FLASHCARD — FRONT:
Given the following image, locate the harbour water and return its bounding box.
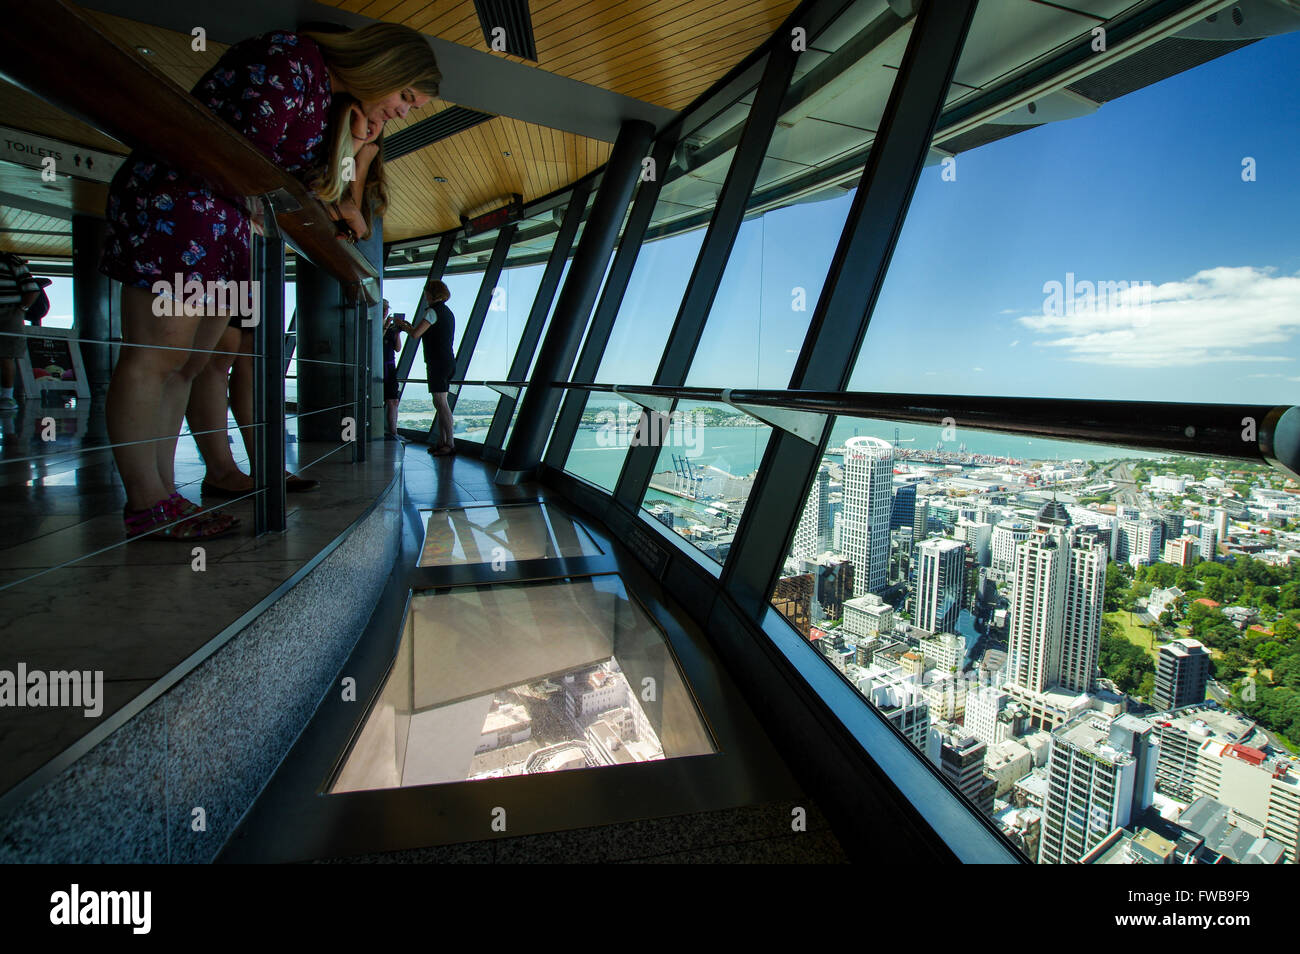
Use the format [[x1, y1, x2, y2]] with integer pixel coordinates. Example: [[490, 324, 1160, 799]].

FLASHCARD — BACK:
[[564, 415, 1166, 492]]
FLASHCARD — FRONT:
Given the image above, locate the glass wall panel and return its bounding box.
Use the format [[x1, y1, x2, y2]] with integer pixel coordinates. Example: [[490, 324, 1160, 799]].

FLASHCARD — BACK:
[[847, 15, 1300, 407], [451, 385, 499, 441], [636, 399, 772, 566], [683, 0, 911, 388]]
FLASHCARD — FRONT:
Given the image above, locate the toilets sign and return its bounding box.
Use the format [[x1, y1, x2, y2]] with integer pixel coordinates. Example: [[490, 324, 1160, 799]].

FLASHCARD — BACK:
[[0, 125, 124, 184]]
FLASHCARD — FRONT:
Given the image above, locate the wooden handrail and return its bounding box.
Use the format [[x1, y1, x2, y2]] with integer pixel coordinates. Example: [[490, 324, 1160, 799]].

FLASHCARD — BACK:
[[0, 0, 378, 293]]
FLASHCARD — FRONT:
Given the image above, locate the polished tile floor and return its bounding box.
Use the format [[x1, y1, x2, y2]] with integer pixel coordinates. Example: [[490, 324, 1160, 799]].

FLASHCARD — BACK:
[[0, 395, 402, 797]]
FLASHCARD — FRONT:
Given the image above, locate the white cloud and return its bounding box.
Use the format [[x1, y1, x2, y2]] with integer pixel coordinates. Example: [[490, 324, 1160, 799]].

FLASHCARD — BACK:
[[1015, 266, 1300, 368], [972, 366, 984, 372], [1009, 339, 1019, 347]]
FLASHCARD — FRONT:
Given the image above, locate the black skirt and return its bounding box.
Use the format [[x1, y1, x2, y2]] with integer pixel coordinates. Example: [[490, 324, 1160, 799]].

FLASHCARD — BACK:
[[424, 356, 453, 394]]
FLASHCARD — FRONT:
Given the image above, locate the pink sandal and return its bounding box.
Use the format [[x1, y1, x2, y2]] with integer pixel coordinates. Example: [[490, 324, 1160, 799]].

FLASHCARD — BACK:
[[124, 496, 239, 541]]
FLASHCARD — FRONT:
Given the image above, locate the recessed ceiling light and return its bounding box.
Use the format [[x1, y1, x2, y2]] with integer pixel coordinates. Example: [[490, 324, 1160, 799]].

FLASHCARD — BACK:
[[433, 176, 447, 183], [136, 46, 155, 55], [502, 150, 511, 157]]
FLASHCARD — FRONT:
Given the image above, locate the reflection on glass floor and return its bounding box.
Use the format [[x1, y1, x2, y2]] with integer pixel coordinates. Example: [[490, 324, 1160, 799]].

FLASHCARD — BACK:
[[331, 575, 716, 793], [418, 503, 603, 566]]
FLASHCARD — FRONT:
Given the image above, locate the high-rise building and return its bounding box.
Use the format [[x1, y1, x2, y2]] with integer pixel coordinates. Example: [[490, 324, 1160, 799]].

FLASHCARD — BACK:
[[991, 521, 1032, 573], [1117, 516, 1163, 566], [842, 593, 894, 641], [1151, 638, 1210, 710], [792, 463, 831, 561], [854, 664, 928, 750], [772, 574, 814, 637], [1039, 713, 1157, 864], [957, 519, 993, 567], [918, 630, 966, 675], [1162, 535, 1199, 567], [1199, 522, 1219, 561], [1006, 502, 1107, 708], [813, 555, 854, 621], [842, 436, 894, 596], [913, 499, 930, 543], [1158, 511, 1185, 540], [1189, 742, 1300, 863], [927, 725, 996, 815], [915, 538, 967, 635], [1214, 508, 1229, 542], [891, 480, 916, 531], [964, 678, 1028, 743]]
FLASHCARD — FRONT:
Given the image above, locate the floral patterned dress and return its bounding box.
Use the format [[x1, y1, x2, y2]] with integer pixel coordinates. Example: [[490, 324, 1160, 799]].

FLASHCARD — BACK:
[[99, 32, 333, 302]]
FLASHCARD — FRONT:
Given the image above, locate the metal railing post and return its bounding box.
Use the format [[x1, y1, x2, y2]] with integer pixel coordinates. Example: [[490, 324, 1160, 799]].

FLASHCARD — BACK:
[[253, 197, 287, 534]]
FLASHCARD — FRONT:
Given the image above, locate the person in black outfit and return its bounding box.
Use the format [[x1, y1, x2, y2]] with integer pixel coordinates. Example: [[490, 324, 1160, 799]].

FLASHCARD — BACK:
[[380, 299, 402, 438], [403, 280, 455, 454]]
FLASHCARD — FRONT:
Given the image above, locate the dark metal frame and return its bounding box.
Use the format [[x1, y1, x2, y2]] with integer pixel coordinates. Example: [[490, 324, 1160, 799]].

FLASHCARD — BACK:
[[481, 176, 594, 459], [252, 201, 286, 534]]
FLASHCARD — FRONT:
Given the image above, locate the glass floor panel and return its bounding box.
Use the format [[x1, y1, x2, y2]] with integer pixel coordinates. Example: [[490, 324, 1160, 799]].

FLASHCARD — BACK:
[[331, 575, 716, 793], [418, 503, 603, 567]]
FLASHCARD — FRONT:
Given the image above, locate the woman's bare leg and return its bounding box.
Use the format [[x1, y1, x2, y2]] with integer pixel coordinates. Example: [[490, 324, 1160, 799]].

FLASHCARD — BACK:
[[188, 324, 251, 489], [107, 286, 209, 510], [433, 392, 454, 450], [386, 398, 399, 435], [156, 312, 230, 492]]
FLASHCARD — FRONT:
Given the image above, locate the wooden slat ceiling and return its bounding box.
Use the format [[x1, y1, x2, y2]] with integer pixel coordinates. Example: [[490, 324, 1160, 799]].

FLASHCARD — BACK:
[[328, 0, 799, 110], [0, 1, 791, 252], [0, 207, 73, 259]]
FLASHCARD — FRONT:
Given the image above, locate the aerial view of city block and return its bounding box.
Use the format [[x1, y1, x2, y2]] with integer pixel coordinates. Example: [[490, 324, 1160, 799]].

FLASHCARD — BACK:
[[775, 440, 1299, 864], [635, 419, 1300, 864]]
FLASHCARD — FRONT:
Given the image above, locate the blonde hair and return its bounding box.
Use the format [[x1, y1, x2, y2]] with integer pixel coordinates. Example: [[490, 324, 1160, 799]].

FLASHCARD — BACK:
[[303, 23, 441, 101], [305, 23, 440, 204]]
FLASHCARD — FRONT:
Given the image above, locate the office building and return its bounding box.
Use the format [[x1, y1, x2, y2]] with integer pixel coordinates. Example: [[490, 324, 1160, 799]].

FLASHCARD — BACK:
[[991, 521, 1031, 573], [842, 436, 894, 596], [918, 630, 966, 675], [842, 593, 894, 641], [891, 480, 916, 531], [855, 665, 928, 750], [1151, 638, 1210, 710], [1039, 713, 1157, 864], [915, 537, 966, 635], [928, 725, 995, 815], [1199, 522, 1219, 560], [957, 519, 993, 567], [792, 463, 831, 560], [913, 499, 930, 544], [1162, 535, 1199, 566]]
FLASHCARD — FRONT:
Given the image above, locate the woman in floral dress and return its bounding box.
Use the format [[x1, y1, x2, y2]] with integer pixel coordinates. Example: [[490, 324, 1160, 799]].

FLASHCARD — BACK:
[[100, 23, 439, 540]]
